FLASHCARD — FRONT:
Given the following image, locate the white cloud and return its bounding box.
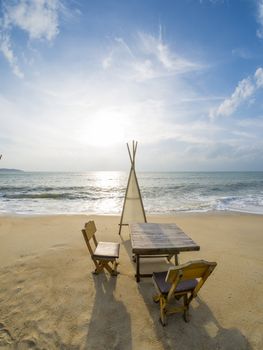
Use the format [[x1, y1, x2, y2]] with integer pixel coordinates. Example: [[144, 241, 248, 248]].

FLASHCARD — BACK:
[[231, 47, 252, 59], [138, 29, 199, 73], [101, 29, 201, 82], [0, 34, 24, 78], [256, 0, 263, 38], [213, 78, 254, 117], [255, 67, 263, 87], [115, 37, 135, 58], [2, 54, 262, 170], [4, 0, 61, 41], [132, 59, 154, 81], [102, 52, 113, 69], [0, 0, 63, 78], [211, 67, 263, 118]]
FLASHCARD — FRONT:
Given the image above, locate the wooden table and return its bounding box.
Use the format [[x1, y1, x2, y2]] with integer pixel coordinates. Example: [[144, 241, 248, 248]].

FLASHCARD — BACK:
[[130, 223, 200, 282]]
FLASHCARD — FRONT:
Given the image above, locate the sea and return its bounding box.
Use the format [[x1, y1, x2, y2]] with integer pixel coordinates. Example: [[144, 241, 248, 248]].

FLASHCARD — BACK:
[[0, 171, 263, 216]]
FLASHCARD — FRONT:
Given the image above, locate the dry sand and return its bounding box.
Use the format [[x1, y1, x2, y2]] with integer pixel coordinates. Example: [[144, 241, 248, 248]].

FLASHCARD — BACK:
[[0, 213, 262, 349]]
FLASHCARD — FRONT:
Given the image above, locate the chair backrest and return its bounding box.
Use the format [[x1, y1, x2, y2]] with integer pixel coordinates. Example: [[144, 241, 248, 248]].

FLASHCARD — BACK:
[[82, 221, 98, 256], [84, 220, 97, 240], [166, 260, 217, 284]]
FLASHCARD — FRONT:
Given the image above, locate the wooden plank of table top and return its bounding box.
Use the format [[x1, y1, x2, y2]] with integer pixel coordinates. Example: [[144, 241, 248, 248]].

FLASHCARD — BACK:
[[130, 223, 200, 254]]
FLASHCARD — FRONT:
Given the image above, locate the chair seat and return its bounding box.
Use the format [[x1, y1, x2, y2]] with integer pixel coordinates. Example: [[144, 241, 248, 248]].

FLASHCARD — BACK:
[[153, 271, 198, 294], [94, 241, 120, 259]]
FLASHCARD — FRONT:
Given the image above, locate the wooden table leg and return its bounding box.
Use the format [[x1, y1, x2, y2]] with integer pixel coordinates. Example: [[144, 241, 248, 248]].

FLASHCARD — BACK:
[[136, 254, 140, 282], [175, 253, 179, 265]]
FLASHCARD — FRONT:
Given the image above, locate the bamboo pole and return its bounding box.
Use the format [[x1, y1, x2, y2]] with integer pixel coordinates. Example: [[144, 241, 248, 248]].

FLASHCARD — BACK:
[[118, 141, 147, 235]]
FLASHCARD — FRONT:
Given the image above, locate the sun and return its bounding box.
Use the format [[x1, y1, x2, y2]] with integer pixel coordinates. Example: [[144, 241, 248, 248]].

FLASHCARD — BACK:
[[86, 114, 126, 147]]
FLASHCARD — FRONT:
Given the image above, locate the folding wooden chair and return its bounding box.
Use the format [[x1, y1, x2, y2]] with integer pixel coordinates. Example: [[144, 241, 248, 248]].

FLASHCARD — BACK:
[[82, 221, 120, 276], [152, 260, 217, 326]]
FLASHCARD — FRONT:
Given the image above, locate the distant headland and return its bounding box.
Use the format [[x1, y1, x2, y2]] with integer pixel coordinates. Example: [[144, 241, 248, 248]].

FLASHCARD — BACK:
[[0, 168, 24, 173]]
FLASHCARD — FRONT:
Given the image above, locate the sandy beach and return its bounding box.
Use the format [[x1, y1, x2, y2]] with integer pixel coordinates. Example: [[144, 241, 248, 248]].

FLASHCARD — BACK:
[[0, 213, 262, 349]]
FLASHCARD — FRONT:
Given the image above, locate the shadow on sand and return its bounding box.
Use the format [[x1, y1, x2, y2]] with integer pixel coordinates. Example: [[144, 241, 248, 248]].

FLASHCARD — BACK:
[[84, 274, 132, 350], [137, 274, 252, 350], [120, 231, 252, 350]]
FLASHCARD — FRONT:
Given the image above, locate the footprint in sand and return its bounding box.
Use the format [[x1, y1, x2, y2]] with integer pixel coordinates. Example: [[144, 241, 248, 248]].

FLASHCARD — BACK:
[[0, 323, 14, 346], [50, 243, 68, 249]]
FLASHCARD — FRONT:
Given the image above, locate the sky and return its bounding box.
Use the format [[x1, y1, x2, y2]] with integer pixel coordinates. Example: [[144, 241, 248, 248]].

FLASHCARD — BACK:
[[0, 0, 263, 171]]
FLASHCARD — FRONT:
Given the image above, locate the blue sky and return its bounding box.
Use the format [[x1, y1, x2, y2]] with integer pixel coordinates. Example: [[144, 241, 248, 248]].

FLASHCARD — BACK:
[[0, 0, 263, 171]]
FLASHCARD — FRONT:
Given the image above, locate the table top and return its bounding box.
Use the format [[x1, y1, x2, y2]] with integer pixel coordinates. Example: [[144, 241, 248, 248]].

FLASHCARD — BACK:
[[130, 223, 200, 255]]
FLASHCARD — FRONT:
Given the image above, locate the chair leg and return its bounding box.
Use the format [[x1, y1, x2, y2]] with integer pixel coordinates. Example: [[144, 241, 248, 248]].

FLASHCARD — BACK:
[[93, 259, 120, 276], [159, 296, 167, 326], [166, 254, 173, 262], [103, 262, 115, 275], [183, 294, 191, 323], [153, 294, 160, 303], [92, 260, 104, 274], [110, 260, 119, 276], [183, 309, 190, 323]]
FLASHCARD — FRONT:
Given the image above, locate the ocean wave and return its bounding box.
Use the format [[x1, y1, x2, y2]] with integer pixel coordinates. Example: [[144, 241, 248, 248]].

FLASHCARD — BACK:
[[1, 171, 263, 215], [0, 185, 88, 192], [2, 192, 124, 201], [3, 193, 77, 200]]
